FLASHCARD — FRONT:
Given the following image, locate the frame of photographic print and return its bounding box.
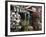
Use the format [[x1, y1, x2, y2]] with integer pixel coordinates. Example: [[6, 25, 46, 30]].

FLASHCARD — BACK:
[[5, 1, 45, 36]]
